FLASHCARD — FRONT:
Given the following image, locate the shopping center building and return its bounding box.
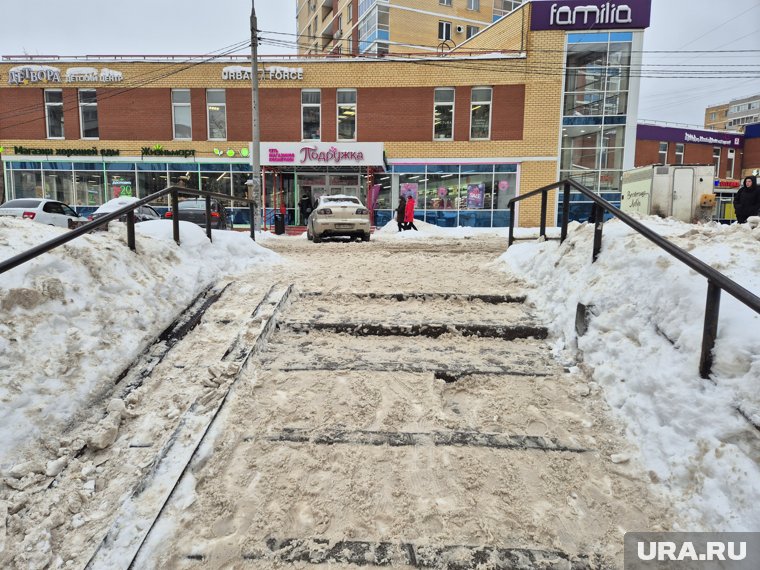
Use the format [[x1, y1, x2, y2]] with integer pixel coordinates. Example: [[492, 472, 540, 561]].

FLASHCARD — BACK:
[[0, 0, 652, 228]]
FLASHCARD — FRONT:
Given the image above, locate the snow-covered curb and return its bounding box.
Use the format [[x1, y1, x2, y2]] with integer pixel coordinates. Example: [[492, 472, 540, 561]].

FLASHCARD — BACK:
[[0, 218, 280, 464], [497, 217, 760, 531]]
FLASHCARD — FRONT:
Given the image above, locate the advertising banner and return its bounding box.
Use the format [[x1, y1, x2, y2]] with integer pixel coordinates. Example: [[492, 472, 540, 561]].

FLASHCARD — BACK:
[[401, 183, 418, 201], [466, 183, 485, 208], [112, 177, 133, 198]]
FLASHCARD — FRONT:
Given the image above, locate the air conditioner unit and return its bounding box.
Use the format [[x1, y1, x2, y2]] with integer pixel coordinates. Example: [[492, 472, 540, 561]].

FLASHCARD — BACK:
[[455, 25, 464, 33]]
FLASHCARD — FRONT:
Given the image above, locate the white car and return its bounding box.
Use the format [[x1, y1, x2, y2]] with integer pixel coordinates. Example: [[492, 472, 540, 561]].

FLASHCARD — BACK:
[[306, 195, 371, 243], [89, 197, 161, 230], [0, 198, 87, 229]]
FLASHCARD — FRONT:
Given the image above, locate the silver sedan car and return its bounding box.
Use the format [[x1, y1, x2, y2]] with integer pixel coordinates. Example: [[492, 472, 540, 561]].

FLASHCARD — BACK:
[[306, 195, 371, 243]]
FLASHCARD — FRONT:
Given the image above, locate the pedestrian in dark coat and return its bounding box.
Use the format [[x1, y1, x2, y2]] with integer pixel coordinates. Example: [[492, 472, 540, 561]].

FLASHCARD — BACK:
[[299, 193, 313, 223], [404, 194, 418, 231], [734, 176, 760, 223], [396, 196, 406, 231]]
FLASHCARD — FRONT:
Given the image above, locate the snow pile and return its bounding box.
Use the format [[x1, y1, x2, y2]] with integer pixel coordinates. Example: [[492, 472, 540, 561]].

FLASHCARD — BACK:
[[0, 218, 280, 463], [498, 217, 760, 531], [374, 219, 559, 240]]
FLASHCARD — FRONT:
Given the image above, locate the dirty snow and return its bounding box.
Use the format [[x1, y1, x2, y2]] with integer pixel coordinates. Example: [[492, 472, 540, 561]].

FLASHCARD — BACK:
[[0, 218, 280, 464], [499, 216, 760, 531]]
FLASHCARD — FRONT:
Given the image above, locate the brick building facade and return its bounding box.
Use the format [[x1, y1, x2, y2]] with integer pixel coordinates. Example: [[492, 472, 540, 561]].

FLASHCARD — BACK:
[[1, 1, 651, 228]]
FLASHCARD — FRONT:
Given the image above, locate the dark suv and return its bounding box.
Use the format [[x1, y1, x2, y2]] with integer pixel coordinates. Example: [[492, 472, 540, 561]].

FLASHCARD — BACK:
[[166, 199, 229, 230]]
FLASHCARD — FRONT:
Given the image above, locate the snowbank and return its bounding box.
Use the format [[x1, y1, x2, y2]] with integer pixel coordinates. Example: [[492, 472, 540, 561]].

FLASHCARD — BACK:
[[498, 217, 760, 531], [0, 218, 280, 463], [374, 219, 559, 240]]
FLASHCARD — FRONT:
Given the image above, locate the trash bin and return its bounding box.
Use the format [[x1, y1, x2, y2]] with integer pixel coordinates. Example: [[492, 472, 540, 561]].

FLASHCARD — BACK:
[[274, 213, 285, 235]]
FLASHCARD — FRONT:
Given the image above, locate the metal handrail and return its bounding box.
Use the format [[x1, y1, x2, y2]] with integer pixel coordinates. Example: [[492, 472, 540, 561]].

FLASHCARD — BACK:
[[0, 186, 257, 276], [507, 178, 760, 379]]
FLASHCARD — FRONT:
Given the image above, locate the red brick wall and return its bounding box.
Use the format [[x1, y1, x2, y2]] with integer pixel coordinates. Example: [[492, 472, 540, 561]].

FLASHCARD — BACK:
[[226, 88, 251, 142], [259, 88, 301, 141], [62, 88, 80, 139], [98, 88, 172, 140], [492, 85, 525, 140], [635, 140, 660, 166], [636, 138, 746, 179], [0, 88, 46, 139], [358, 87, 433, 142], [743, 138, 760, 171], [190, 88, 208, 141], [454, 86, 470, 141], [321, 89, 336, 142]]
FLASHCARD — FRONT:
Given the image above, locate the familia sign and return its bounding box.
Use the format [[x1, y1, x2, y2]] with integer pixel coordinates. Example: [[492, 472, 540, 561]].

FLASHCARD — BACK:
[[260, 142, 384, 167], [530, 0, 652, 31], [7, 65, 123, 85], [637, 124, 744, 148]]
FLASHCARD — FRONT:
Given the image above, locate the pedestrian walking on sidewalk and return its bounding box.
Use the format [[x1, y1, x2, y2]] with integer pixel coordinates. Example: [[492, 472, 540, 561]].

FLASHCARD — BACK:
[[404, 193, 418, 231], [396, 195, 407, 231], [734, 176, 760, 223]]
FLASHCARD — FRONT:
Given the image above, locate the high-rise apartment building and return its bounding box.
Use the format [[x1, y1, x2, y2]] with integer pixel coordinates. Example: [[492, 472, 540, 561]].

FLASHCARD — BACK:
[[296, 0, 525, 56], [705, 94, 760, 133]]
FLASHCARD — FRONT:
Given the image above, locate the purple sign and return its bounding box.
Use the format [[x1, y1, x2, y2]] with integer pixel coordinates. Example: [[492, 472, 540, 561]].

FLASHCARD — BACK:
[[530, 0, 651, 31], [637, 124, 744, 149]]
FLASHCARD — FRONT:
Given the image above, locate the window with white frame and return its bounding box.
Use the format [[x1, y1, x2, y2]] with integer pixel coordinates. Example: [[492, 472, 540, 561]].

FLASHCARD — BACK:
[[658, 142, 668, 164], [78, 89, 99, 139], [207, 89, 227, 140], [348, 3, 353, 22], [466, 25, 480, 38], [438, 21, 452, 41], [712, 146, 721, 176], [302, 90, 321, 140], [726, 148, 735, 179], [433, 88, 455, 140], [675, 143, 684, 165], [44, 89, 64, 139], [337, 89, 357, 141], [440, 0, 452, 6], [470, 87, 492, 140], [468, 0, 480, 10], [171, 89, 192, 140]]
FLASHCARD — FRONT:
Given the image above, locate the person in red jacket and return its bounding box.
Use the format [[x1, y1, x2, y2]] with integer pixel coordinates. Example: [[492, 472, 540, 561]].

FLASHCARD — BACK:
[[404, 193, 418, 231]]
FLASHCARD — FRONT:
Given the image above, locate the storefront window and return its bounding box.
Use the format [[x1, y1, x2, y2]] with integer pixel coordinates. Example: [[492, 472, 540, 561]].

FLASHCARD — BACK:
[[337, 89, 357, 141], [302, 90, 321, 140], [560, 31, 634, 222], [78, 89, 99, 139], [74, 171, 104, 206], [434, 88, 455, 141], [138, 170, 169, 205], [201, 171, 231, 196], [108, 173, 137, 199], [12, 170, 42, 199], [424, 173, 456, 210], [470, 87, 492, 140], [45, 90, 64, 139], [207, 89, 227, 141], [169, 170, 199, 190]]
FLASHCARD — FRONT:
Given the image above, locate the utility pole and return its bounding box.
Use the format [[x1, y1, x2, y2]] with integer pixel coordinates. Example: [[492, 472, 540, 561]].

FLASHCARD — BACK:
[[250, 0, 262, 233]]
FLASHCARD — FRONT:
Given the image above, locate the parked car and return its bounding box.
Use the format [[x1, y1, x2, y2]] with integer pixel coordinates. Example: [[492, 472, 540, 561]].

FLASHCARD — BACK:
[[88, 197, 161, 231], [306, 195, 371, 243], [165, 199, 229, 230], [0, 198, 87, 229]]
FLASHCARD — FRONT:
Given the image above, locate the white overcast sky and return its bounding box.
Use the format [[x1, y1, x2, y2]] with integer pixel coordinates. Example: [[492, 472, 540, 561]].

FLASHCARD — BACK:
[[0, 0, 759, 127]]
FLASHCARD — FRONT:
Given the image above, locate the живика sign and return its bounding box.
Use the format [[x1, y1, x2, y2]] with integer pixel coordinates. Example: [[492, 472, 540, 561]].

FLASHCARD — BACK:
[[260, 142, 384, 166], [637, 124, 744, 148], [530, 0, 652, 31]]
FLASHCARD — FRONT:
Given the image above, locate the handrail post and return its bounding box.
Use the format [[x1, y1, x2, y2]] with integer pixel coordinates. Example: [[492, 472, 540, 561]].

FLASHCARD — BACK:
[[508, 203, 515, 247], [249, 200, 256, 241], [205, 195, 212, 242], [171, 190, 180, 246], [560, 181, 571, 244], [699, 280, 722, 379], [592, 203, 604, 262], [539, 190, 547, 240], [126, 210, 136, 252]]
